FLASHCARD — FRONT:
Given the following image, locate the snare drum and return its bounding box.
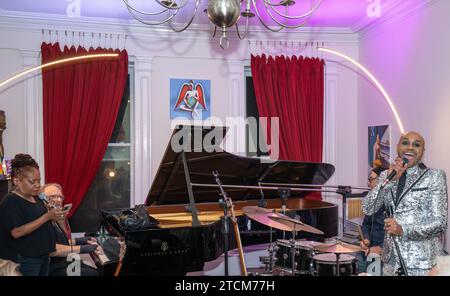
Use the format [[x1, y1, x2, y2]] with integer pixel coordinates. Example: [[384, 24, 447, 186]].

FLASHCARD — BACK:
[[313, 253, 356, 276], [274, 240, 320, 275]]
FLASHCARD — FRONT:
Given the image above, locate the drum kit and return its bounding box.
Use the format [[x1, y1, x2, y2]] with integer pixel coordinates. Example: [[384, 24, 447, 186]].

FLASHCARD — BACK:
[[242, 206, 361, 276]]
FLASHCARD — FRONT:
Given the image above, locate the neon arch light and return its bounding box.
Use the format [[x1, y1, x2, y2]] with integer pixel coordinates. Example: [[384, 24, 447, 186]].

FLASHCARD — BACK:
[[0, 53, 119, 90], [318, 47, 405, 134]]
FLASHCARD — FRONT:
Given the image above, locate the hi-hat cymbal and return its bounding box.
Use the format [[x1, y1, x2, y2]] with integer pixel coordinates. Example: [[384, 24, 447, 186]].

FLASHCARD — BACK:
[[314, 241, 361, 254], [242, 207, 294, 231], [269, 215, 324, 235]]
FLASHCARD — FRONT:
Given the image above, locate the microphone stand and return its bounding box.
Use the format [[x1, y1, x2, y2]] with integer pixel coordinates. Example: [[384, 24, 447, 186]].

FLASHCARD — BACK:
[[373, 185, 409, 276], [218, 197, 230, 276], [278, 188, 291, 239], [257, 182, 267, 208], [336, 186, 352, 234], [392, 233, 408, 276], [385, 202, 408, 276]]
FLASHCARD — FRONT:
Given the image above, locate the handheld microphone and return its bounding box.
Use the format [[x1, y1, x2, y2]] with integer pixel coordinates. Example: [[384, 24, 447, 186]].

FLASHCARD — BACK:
[[381, 158, 409, 187], [38, 192, 52, 207]]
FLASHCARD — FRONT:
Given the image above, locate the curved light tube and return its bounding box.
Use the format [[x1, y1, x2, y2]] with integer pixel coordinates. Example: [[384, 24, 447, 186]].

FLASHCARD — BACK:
[[318, 47, 405, 134], [0, 53, 119, 90]]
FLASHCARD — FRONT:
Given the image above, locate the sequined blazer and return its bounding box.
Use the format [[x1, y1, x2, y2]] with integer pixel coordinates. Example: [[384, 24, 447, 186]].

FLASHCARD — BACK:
[[362, 164, 448, 276]]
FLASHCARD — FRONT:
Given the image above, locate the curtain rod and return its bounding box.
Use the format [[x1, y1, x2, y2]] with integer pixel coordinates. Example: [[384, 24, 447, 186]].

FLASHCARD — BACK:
[[41, 29, 127, 50], [248, 39, 325, 57]]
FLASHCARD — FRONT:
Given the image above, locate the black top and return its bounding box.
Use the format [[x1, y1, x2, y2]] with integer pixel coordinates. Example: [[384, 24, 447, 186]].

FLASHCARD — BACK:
[[0, 192, 56, 261], [50, 224, 70, 268], [53, 224, 69, 245]]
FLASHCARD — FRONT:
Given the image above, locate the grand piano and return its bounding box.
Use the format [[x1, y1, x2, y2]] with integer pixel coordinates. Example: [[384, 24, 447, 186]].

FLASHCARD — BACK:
[[93, 126, 338, 275]]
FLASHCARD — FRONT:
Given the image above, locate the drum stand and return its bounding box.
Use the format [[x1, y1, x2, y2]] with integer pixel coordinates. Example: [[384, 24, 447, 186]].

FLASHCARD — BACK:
[[260, 226, 276, 275], [334, 238, 342, 276], [335, 253, 341, 276], [278, 189, 291, 239], [289, 230, 297, 276], [268, 225, 275, 273]]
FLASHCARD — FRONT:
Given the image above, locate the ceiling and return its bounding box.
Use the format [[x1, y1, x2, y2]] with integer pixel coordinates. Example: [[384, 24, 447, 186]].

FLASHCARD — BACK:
[[0, 0, 381, 29]]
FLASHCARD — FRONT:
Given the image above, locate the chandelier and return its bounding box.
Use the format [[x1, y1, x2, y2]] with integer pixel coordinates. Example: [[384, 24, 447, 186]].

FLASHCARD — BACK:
[[122, 0, 323, 49]]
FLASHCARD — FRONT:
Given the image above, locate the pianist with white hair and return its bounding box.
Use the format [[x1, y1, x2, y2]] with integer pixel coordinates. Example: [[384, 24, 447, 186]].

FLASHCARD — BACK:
[[43, 183, 99, 276]]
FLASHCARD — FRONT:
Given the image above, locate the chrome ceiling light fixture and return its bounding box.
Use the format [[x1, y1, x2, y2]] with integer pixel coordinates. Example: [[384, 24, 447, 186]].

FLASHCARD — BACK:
[[122, 0, 323, 49]]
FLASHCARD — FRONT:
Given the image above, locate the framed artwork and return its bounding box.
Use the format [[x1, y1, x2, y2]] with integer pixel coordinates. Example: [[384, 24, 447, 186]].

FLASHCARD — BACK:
[[170, 78, 211, 120], [368, 125, 390, 173]]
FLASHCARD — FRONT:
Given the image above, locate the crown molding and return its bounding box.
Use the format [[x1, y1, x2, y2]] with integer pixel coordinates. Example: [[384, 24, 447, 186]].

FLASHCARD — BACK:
[[353, 0, 442, 38], [0, 9, 359, 43]]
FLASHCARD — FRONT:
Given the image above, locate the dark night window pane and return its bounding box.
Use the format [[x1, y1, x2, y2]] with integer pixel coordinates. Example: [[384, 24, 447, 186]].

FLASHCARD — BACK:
[[70, 74, 132, 233], [245, 73, 269, 157]]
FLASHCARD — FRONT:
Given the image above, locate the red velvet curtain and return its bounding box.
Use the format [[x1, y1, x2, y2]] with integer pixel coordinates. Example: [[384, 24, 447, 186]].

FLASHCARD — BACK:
[[251, 54, 324, 200], [41, 42, 128, 216]]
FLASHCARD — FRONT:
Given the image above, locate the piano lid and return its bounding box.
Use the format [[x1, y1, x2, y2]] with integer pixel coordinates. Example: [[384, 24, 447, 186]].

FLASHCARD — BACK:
[[145, 125, 335, 205]]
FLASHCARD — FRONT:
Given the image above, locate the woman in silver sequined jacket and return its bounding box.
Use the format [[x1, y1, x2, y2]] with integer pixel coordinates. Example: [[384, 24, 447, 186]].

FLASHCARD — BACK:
[[363, 132, 448, 276]]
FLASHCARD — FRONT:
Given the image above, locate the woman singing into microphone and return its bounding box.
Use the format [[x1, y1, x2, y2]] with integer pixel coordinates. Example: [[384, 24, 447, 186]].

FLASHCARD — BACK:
[[0, 154, 66, 276]]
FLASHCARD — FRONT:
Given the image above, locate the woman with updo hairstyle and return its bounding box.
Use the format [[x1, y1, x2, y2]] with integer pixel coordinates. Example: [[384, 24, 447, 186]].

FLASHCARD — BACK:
[[0, 154, 66, 276]]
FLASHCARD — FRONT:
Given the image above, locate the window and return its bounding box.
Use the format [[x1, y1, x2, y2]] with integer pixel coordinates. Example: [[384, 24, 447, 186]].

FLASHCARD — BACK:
[[245, 66, 269, 157], [69, 69, 133, 233]]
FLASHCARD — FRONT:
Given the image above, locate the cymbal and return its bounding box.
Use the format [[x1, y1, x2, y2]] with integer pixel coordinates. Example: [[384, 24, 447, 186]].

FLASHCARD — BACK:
[[269, 215, 324, 235], [314, 241, 361, 254], [242, 207, 294, 231], [242, 206, 272, 215]]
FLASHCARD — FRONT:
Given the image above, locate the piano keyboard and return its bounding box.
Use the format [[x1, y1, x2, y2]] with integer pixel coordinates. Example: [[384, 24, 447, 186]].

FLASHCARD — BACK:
[[91, 236, 121, 266]]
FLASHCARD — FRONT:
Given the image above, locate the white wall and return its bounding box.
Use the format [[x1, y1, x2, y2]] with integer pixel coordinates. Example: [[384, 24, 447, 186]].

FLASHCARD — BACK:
[[150, 57, 232, 181], [357, 0, 450, 250], [0, 49, 26, 158], [0, 11, 360, 223]]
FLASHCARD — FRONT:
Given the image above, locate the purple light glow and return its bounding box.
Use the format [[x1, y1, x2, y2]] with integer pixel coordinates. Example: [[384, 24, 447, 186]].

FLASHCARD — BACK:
[[0, 0, 372, 28], [251, 0, 369, 28]]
